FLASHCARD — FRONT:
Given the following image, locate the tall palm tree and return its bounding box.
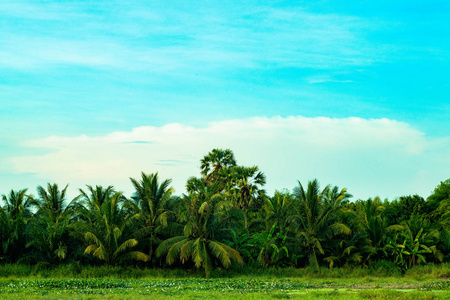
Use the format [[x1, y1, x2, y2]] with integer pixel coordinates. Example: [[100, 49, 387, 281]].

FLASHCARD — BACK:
[[78, 185, 115, 211], [27, 183, 75, 264], [357, 197, 403, 262], [26, 209, 71, 264], [322, 206, 372, 268], [263, 190, 295, 233], [224, 166, 266, 210], [200, 148, 237, 184], [0, 189, 35, 261], [74, 188, 149, 265], [129, 172, 180, 262], [156, 177, 242, 278], [35, 183, 69, 219], [293, 179, 352, 269]]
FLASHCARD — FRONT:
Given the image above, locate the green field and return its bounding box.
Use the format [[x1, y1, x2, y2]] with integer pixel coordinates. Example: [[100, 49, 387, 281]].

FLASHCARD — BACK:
[[0, 266, 448, 299], [0, 277, 448, 299]]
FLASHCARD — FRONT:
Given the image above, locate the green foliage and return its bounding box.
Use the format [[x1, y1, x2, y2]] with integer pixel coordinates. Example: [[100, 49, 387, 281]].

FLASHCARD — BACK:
[[0, 189, 35, 262], [292, 179, 352, 269], [156, 178, 242, 277], [250, 224, 293, 267], [0, 150, 448, 277], [386, 194, 427, 224], [263, 191, 295, 233], [26, 183, 75, 264], [73, 187, 149, 265], [129, 172, 179, 263], [427, 179, 450, 212], [200, 148, 237, 185]]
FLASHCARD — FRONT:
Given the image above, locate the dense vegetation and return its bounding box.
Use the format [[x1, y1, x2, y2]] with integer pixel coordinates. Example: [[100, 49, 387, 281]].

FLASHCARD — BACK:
[[0, 149, 449, 278]]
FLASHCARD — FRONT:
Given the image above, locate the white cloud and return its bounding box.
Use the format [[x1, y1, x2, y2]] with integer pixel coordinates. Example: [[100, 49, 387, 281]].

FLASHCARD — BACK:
[[7, 116, 450, 200], [0, 3, 388, 71], [306, 75, 355, 84]]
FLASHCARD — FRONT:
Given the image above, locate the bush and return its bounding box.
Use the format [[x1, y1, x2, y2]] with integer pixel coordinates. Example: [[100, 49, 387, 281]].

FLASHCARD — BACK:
[[368, 260, 401, 276]]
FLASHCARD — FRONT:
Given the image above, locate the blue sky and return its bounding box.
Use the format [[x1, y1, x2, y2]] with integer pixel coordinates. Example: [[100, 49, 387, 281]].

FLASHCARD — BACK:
[[0, 0, 449, 200]]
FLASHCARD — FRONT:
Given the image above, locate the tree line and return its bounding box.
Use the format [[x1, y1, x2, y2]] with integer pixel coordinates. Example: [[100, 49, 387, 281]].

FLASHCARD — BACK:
[[0, 149, 449, 277]]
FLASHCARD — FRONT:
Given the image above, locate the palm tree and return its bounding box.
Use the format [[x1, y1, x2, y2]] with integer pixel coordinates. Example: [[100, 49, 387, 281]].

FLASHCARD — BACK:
[[322, 207, 372, 268], [224, 166, 266, 210], [357, 197, 403, 262], [292, 179, 352, 269], [74, 188, 149, 265], [35, 183, 69, 219], [0, 189, 35, 261], [263, 190, 295, 233], [78, 185, 115, 211], [26, 183, 75, 264], [129, 172, 180, 262], [156, 177, 242, 278], [26, 209, 71, 264], [200, 148, 237, 184]]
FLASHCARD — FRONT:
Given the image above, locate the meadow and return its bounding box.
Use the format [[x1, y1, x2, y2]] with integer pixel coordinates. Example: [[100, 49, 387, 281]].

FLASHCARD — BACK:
[[0, 264, 448, 299]]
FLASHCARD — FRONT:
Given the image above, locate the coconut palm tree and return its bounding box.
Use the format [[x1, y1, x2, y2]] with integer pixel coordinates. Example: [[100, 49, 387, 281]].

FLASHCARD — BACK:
[[26, 209, 72, 264], [156, 177, 242, 277], [0, 189, 35, 261], [78, 185, 115, 211], [73, 188, 149, 265], [292, 179, 352, 269], [35, 183, 69, 219], [263, 190, 295, 233], [129, 172, 180, 262], [322, 207, 372, 268], [26, 183, 75, 264], [357, 197, 403, 262]]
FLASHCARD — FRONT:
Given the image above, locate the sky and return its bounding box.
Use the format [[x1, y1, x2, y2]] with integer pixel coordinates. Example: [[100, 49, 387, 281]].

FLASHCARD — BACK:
[[0, 0, 449, 201]]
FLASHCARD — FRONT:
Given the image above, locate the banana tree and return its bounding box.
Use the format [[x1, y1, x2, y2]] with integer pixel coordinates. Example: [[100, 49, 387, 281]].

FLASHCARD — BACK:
[[404, 228, 432, 268], [249, 223, 291, 267], [385, 235, 410, 273]]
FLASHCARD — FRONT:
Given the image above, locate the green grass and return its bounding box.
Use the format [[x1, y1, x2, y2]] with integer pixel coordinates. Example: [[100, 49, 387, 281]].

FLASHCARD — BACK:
[[0, 276, 448, 299], [0, 263, 448, 299], [0, 262, 448, 279]]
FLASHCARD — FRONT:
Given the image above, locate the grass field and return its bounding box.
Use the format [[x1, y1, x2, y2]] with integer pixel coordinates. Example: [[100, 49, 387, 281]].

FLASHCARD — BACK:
[[0, 264, 448, 299], [0, 277, 448, 299]]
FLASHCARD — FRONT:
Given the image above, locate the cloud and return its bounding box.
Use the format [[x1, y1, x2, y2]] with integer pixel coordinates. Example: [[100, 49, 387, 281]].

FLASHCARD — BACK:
[[0, 2, 388, 71], [7, 116, 450, 200], [306, 75, 355, 84], [122, 141, 155, 144], [0, 1, 84, 21]]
